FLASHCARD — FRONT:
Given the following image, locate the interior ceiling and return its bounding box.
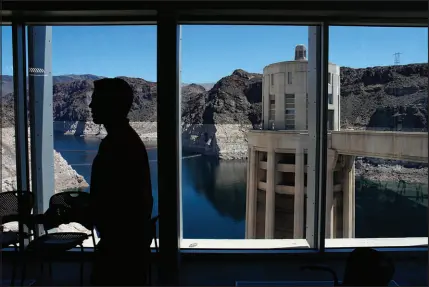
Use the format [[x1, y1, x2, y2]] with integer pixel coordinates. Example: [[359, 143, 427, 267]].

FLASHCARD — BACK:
[[1, 1, 427, 25]]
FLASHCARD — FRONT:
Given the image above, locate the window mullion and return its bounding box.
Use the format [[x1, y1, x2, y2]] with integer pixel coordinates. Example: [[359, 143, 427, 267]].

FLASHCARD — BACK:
[[12, 22, 31, 250], [157, 8, 181, 285], [318, 22, 330, 252], [27, 26, 55, 235]]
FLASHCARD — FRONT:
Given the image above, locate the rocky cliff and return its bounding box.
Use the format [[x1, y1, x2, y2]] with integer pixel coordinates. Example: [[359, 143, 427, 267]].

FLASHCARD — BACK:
[[181, 69, 262, 159], [1, 127, 88, 192], [1, 63, 427, 158], [340, 64, 428, 130]]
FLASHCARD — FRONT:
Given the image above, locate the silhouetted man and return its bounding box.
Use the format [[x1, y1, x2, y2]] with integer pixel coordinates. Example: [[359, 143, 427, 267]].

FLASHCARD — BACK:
[[89, 78, 153, 286]]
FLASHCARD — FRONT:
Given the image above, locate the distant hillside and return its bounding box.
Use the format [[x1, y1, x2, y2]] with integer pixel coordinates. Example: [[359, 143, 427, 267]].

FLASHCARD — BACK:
[[183, 82, 215, 91], [53, 74, 105, 84], [1, 75, 214, 96], [1, 75, 14, 96], [340, 64, 427, 130], [1, 63, 427, 132], [1, 74, 105, 96]]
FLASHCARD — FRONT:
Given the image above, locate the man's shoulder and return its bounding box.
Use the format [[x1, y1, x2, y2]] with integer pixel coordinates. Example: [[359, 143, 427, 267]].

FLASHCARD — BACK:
[[125, 128, 145, 144], [123, 128, 149, 156], [101, 127, 148, 155], [97, 137, 112, 152]]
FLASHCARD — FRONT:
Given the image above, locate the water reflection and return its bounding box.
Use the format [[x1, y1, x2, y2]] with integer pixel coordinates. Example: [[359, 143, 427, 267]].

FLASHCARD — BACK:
[[355, 178, 428, 238], [183, 155, 247, 222]]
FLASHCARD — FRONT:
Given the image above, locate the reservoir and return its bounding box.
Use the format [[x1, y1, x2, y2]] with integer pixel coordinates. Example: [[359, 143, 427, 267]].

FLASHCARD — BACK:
[[54, 133, 427, 239]]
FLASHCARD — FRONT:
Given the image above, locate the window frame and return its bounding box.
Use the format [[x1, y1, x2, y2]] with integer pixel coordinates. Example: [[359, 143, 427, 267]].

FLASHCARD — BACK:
[[306, 93, 309, 129], [285, 93, 296, 129], [4, 4, 427, 273], [328, 93, 333, 104], [11, 23, 32, 250], [287, 71, 293, 84]]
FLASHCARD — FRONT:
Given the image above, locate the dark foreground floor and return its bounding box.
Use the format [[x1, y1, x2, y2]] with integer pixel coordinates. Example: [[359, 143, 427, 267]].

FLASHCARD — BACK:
[[1, 250, 427, 286]]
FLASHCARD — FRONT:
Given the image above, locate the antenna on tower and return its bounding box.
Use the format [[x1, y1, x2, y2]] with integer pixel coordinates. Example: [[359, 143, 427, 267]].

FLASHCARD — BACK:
[[393, 52, 402, 65]]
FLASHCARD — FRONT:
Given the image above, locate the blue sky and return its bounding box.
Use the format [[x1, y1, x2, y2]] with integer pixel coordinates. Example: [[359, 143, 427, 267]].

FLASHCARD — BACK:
[[1, 25, 428, 83]]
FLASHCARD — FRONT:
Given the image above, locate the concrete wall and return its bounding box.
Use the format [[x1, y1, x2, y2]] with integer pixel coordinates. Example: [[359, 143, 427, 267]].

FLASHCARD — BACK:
[[248, 130, 428, 163], [331, 130, 428, 162], [262, 61, 340, 131], [330, 64, 341, 131], [246, 129, 428, 240]]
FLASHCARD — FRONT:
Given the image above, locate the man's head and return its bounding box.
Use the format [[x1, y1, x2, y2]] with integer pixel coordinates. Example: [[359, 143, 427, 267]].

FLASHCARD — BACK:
[[89, 78, 134, 124]]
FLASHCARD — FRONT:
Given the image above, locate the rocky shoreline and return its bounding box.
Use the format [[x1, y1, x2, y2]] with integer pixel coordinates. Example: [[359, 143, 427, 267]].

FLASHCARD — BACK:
[[1, 127, 89, 192], [53, 120, 428, 185], [355, 158, 428, 184], [54, 121, 249, 160], [1, 127, 89, 233]]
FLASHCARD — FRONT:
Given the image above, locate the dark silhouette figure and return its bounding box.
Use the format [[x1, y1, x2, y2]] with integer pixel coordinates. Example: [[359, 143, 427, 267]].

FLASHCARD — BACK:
[[89, 78, 153, 286]]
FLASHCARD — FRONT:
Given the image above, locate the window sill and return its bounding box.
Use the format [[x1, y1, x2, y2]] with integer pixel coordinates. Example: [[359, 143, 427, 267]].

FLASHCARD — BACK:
[[181, 239, 309, 249], [2, 238, 426, 263], [180, 237, 427, 250], [82, 237, 429, 250], [8, 237, 427, 252], [325, 237, 428, 248]]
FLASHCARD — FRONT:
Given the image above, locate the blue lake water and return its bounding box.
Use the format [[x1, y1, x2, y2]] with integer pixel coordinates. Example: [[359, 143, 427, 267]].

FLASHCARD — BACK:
[[53, 132, 246, 239], [54, 132, 428, 239]]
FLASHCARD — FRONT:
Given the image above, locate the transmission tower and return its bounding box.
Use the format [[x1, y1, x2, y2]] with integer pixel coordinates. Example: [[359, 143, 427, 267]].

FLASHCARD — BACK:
[[392, 52, 402, 130], [393, 52, 402, 65]]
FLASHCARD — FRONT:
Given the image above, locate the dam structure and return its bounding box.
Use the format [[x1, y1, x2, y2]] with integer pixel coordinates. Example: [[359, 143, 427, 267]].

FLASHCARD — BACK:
[[245, 45, 428, 240]]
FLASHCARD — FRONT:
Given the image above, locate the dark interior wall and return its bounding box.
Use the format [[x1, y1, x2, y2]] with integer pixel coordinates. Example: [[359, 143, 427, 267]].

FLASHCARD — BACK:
[[180, 255, 428, 286], [1, 251, 427, 286]]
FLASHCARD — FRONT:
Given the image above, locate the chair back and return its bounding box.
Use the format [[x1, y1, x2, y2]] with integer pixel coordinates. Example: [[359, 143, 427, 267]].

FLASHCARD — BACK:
[[0, 191, 34, 226], [44, 191, 93, 231]]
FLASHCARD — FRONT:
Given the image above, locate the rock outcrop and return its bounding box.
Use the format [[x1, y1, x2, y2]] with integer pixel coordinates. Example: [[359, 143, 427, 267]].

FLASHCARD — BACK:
[[1, 127, 89, 192], [181, 69, 262, 159], [355, 157, 428, 184], [340, 64, 428, 130]]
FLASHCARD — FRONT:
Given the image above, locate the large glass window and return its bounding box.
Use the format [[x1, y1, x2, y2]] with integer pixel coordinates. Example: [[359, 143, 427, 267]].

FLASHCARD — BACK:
[[5, 20, 427, 254], [325, 26, 428, 247], [180, 25, 312, 248], [30, 25, 158, 247]]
